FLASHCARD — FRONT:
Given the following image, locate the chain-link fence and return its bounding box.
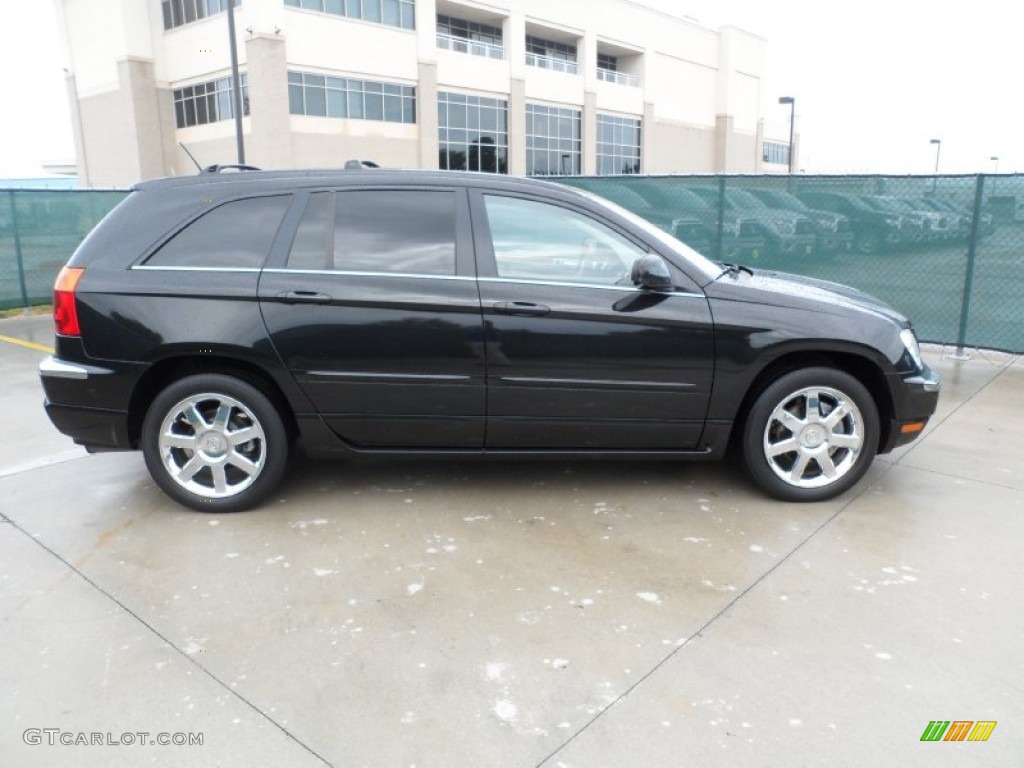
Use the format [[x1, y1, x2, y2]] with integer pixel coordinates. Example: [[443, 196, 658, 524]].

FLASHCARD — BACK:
[[0, 189, 128, 310], [557, 174, 1024, 353], [2, 178, 1022, 353]]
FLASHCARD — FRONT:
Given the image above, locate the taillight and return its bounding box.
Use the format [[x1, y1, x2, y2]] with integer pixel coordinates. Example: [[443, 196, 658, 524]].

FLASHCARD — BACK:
[[54, 267, 85, 336]]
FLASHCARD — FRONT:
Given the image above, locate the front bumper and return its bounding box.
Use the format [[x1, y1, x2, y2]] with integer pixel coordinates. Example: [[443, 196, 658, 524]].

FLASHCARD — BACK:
[[880, 365, 941, 453]]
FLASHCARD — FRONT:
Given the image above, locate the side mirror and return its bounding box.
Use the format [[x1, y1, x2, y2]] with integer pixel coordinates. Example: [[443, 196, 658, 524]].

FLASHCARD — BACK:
[[630, 254, 673, 291]]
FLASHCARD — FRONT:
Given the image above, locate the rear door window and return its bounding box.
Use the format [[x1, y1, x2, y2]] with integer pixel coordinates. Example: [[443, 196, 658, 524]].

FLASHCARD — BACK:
[[146, 195, 291, 268], [284, 190, 457, 276]]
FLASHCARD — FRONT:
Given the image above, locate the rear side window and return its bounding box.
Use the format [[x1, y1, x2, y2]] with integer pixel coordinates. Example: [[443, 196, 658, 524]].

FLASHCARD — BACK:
[[285, 190, 456, 275], [146, 195, 291, 268]]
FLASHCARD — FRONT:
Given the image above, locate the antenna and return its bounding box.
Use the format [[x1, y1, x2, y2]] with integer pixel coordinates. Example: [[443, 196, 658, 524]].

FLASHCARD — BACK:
[[179, 142, 203, 172]]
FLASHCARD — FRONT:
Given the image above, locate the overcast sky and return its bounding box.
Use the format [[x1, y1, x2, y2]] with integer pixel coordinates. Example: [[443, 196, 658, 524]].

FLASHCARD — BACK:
[[0, 0, 1020, 177]]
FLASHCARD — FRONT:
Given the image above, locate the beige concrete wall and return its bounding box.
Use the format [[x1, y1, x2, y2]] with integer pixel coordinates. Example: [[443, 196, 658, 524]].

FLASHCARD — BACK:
[[289, 133, 420, 169], [246, 34, 292, 169], [120, 58, 170, 181], [508, 78, 527, 176], [647, 120, 717, 173], [417, 61, 440, 169]]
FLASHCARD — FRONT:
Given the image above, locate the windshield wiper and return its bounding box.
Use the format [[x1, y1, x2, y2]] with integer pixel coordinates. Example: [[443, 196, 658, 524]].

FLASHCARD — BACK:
[[719, 262, 754, 278]]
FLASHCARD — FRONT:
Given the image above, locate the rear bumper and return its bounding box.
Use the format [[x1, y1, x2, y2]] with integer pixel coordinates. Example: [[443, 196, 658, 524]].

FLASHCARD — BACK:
[[880, 365, 941, 453], [39, 355, 137, 451], [43, 400, 132, 451]]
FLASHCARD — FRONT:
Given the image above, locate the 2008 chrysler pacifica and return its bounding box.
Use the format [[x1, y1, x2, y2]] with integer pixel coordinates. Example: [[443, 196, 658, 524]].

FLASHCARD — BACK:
[[39, 167, 940, 512]]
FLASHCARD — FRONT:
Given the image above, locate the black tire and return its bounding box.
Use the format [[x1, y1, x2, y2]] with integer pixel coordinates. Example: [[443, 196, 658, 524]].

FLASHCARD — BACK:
[[740, 367, 879, 502], [141, 373, 289, 512]]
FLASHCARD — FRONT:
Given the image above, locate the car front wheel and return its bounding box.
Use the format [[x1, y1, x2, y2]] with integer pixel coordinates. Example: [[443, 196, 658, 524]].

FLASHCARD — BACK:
[[741, 367, 879, 502], [141, 374, 289, 512]]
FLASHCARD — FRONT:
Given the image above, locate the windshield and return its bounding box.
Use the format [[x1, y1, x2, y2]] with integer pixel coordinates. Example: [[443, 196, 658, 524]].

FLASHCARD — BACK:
[[570, 187, 722, 282]]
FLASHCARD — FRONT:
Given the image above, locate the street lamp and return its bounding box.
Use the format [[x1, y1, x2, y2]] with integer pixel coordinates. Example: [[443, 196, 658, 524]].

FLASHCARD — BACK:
[[929, 138, 941, 193], [990, 155, 1000, 172], [227, 0, 246, 164], [779, 96, 796, 174]]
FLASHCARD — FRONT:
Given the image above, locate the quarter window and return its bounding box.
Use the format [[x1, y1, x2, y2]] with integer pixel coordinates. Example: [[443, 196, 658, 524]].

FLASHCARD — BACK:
[[286, 191, 456, 275], [483, 195, 641, 285], [146, 196, 290, 268]]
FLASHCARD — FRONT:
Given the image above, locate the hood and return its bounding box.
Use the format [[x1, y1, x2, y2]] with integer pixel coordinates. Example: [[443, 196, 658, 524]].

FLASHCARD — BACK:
[[715, 267, 909, 326]]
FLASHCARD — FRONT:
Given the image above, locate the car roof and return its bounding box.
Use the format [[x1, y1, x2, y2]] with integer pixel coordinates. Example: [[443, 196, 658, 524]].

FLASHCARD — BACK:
[[133, 168, 566, 194]]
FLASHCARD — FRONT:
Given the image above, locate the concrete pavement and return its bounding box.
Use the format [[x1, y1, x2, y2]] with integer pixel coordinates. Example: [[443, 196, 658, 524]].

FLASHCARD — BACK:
[[1, 314, 1020, 767]]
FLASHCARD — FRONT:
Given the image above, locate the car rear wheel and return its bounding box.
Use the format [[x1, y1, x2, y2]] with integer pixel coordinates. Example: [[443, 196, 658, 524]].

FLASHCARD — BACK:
[[741, 367, 879, 502], [141, 374, 288, 512]]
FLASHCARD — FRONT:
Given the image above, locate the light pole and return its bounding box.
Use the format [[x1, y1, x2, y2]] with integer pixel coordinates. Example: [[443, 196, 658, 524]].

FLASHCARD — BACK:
[[990, 156, 999, 172], [227, 0, 245, 165], [779, 96, 795, 174], [929, 138, 941, 193]]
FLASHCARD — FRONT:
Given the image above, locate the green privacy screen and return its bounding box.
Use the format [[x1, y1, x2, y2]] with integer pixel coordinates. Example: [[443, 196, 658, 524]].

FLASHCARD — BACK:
[[0, 189, 128, 311], [557, 174, 1024, 353], [2, 178, 1022, 353]]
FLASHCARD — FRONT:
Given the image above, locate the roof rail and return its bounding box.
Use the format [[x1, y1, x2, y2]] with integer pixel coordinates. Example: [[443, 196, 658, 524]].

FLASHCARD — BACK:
[[344, 159, 380, 169], [201, 164, 262, 174]]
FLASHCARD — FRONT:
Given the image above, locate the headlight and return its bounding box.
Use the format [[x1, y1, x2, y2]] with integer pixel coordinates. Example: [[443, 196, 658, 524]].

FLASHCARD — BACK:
[[900, 328, 924, 370]]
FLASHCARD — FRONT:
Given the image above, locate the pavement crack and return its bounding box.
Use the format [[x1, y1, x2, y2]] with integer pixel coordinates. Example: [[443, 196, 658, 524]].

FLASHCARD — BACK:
[[533, 467, 890, 768], [4, 517, 336, 768]]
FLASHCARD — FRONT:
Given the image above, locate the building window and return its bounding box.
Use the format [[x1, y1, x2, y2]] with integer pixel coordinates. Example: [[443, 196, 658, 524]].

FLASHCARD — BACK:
[[525, 35, 577, 74], [284, 0, 415, 30], [173, 74, 249, 128], [162, 0, 240, 31], [438, 92, 507, 174], [596, 51, 639, 86], [596, 114, 641, 174], [436, 14, 504, 59], [763, 141, 790, 166], [288, 72, 416, 123], [526, 104, 581, 176]]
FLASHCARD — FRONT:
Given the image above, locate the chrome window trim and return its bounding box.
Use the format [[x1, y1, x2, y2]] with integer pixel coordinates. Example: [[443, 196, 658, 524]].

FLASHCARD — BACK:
[[132, 265, 263, 273], [132, 266, 702, 296], [262, 268, 474, 281]]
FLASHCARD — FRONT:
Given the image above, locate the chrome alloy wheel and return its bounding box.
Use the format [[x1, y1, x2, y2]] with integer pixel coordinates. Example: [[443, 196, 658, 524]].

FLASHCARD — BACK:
[[762, 386, 864, 489], [157, 393, 267, 498]]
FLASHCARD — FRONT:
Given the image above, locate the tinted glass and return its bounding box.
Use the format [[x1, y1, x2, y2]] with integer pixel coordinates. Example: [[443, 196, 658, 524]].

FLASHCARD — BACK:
[[333, 191, 456, 275], [287, 192, 332, 269], [146, 195, 290, 268], [483, 195, 642, 285]]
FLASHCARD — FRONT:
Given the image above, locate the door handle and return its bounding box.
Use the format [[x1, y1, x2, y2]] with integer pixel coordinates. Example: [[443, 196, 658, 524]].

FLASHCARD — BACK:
[[493, 301, 551, 316], [276, 290, 333, 303]]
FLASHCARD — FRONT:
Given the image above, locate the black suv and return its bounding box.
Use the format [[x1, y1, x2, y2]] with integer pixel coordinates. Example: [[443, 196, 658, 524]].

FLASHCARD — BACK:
[[40, 168, 939, 512]]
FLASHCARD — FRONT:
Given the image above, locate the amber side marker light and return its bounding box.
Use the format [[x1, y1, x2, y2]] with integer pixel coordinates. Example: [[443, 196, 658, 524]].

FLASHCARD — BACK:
[[900, 421, 926, 434], [54, 267, 85, 336]]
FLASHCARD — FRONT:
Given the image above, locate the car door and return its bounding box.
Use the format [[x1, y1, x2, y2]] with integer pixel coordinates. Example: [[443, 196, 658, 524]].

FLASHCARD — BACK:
[[259, 185, 485, 448], [469, 189, 715, 449]]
